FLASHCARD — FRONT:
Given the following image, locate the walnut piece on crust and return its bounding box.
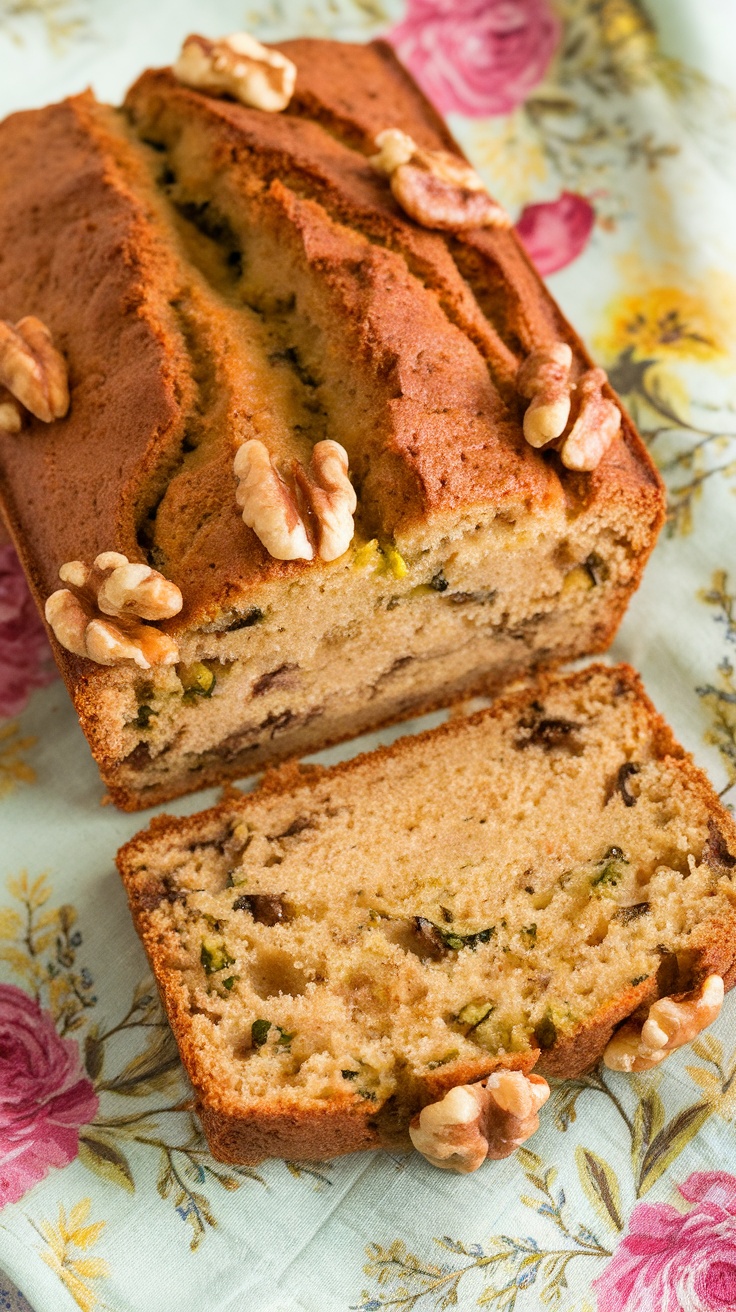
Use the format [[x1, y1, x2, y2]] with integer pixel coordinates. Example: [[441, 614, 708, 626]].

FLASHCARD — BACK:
[[370, 128, 510, 233], [300, 439, 357, 562], [234, 438, 356, 563], [409, 1070, 550, 1173], [45, 552, 182, 668], [96, 557, 183, 621], [0, 316, 69, 424], [173, 32, 296, 112], [516, 343, 573, 448], [604, 974, 724, 1073], [0, 390, 22, 434], [560, 367, 621, 472], [515, 350, 620, 472], [234, 440, 313, 561]]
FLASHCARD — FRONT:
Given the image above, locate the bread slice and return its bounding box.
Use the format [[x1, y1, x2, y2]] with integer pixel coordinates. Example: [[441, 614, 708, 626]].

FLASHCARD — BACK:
[[0, 40, 663, 810], [116, 664, 736, 1165]]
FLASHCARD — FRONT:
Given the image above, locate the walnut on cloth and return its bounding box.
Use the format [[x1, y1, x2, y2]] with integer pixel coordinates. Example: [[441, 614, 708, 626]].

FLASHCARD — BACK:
[[409, 1070, 550, 1173]]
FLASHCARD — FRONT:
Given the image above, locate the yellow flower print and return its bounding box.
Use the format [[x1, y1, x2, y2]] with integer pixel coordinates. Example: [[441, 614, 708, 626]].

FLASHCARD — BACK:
[[594, 270, 736, 534], [0, 0, 87, 53], [0, 872, 97, 1032], [597, 285, 723, 365], [599, 0, 653, 44], [0, 721, 36, 799], [35, 1198, 109, 1312], [687, 1032, 736, 1122], [599, 0, 657, 75]]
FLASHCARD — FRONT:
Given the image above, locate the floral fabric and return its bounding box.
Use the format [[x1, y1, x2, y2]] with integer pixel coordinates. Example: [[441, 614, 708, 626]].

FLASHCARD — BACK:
[[2, 2, 736, 1309], [0, 547, 54, 721]]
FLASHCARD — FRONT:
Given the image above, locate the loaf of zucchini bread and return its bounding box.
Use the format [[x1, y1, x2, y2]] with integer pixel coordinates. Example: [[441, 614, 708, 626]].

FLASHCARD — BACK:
[[0, 37, 663, 810], [117, 665, 736, 1169]]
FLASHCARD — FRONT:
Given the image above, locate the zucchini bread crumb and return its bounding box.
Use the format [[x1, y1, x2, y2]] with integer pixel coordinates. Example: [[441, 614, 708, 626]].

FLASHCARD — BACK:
[[116, 664, 736, 1165]]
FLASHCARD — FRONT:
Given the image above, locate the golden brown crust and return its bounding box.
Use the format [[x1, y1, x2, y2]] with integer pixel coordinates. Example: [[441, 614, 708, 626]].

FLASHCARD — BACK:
[[117, 664, 736, 1162], [0, 39, 663, 810]]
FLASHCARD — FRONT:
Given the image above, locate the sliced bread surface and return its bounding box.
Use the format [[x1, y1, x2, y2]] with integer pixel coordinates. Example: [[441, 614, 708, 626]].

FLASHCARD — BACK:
[[116, 664, 736, 1164]]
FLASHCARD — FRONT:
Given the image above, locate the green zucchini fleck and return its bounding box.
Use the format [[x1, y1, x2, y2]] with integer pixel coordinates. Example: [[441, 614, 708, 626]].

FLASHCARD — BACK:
[[200, 938, 235, 975], [251, 1019, 292, 1049], [427, 1048, 460, 1070], [591, 846, 629, 892], [251, 1019, 271, 1047], [180, 661, 217, 699], [456, 1001, 494, 1033]]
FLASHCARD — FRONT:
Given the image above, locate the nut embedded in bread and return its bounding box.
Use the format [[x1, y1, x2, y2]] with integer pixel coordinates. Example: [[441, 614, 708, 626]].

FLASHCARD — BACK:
[[116, 665, 736, 1167], [233, 438, 356, 562], [561, 367, 621, 472], [0, 39, 663, 810], [516, 343, 573, 448], [516, 347, 621, 470], [0, 392, 22, 434]]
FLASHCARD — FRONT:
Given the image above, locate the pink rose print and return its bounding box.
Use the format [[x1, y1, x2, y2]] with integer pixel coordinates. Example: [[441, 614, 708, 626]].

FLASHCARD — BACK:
[[387, 0, 561, 118], [0, 541, 55, 719], [515, 192, 596, 276], [594, 1171, 736, 1312], [0, 984, 98, 1206]]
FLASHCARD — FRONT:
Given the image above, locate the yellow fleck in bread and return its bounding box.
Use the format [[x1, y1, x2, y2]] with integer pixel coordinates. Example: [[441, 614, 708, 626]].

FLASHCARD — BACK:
[[0, 41, 663, 810], [116, 664, 736, 1165]]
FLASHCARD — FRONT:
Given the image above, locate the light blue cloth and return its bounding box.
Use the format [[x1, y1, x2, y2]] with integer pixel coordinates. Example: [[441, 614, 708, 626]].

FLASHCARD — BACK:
[[2, 3, 736, 1309]]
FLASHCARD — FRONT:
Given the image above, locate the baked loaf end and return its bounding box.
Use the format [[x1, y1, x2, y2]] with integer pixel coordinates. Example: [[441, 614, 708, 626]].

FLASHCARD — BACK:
[[116, 665, 736, 1166], [0, 40, 663, 809]]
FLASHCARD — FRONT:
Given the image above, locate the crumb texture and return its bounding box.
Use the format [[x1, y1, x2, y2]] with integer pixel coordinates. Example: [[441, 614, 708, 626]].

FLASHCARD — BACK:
[[117, 666, 736, 1162]]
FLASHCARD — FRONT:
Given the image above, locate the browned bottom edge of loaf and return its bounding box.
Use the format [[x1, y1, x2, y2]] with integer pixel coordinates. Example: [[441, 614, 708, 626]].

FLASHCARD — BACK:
[[116, 662, 736, 1165]]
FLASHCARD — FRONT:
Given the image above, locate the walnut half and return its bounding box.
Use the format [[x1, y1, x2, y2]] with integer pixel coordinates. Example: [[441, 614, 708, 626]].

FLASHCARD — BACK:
[[45, 552, 182, 668], [516, 343, 573, 447], [371, 128, 510, 233], [516, 345, 621, 472], [173, 32, 296, 112], [409, 1070, 550, 1173], [0, 317, 69, 425], [604, 974, 724, 1072], [234, 438, 356, 563], [0, 390, 22, 434], [560, 367, 621, 472]]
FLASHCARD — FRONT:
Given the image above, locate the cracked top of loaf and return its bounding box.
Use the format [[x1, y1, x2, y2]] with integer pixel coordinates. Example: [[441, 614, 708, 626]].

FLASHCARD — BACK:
[[0, 39, 662, 631]]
